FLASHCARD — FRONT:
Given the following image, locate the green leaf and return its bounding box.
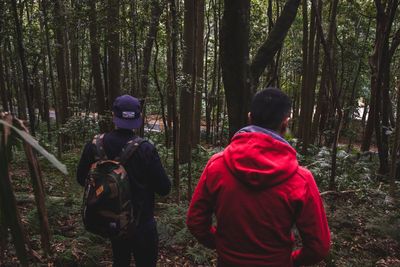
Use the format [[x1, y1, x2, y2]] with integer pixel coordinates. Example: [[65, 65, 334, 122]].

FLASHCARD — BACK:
[[0, 119, 68, 175]]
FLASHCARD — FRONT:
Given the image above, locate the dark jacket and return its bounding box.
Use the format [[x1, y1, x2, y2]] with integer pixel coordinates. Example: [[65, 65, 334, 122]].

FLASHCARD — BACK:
[[186, 126, 330, 266], [77, 128, 171, 225]]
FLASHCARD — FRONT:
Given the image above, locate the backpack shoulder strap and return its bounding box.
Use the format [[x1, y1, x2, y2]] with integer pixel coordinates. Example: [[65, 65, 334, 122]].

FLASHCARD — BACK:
[[117, 136, 146, 164], [92, 134, 107, 161]]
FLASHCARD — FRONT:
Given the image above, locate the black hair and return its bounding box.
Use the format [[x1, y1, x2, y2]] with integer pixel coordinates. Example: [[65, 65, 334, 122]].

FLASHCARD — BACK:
[[250, 87, 291, 130]]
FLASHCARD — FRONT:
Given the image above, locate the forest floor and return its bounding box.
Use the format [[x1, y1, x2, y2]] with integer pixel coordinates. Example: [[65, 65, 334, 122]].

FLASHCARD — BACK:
[[1, 146, 400, 267]]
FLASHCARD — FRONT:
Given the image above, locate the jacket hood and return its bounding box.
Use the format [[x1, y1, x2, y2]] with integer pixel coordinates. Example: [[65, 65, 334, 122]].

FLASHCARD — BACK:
[[223, 131, 298, 188]]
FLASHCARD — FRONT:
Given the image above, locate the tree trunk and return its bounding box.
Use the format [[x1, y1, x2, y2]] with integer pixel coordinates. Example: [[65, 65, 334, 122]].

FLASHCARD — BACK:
[[107, 0, 121, 107], [167, 0, 180, 201], [312, 0, 340, 189], [53, 0, 70, 125], [69, 0, 80, 102], [140, 0, 163, 99], [250, 0, 301, 89], [14, 118, 51, 256], [0, 2, 8, 112], [367, 0, 398, 175], [0, 50, 8, 112], [0, 115, 30, 266], [192, 0, 205, 146], [298, 0, 308, 144], [222, 0, 300, 137], [88, 0, 106, 131], [139, 0, 163, 136], [11, 0, 35, 135], [221, 0, 251, 138], [179, 0, 196, 163], [389, 79, 400, 198]]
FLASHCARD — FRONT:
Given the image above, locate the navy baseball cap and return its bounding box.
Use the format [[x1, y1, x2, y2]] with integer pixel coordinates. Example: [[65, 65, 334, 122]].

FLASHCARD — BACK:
[[112, 95, 142, 129]]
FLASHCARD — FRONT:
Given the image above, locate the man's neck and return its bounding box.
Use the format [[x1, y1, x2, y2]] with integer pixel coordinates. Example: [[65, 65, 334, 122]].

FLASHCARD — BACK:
[[236, 125, 289, 145]]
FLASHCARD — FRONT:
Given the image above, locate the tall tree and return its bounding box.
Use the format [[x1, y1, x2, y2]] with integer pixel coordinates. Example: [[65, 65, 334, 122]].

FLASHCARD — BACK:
[[221, 0, 301, 137], [298, 0, 318, 152], [361, 0, 399, 176], [192, 0, 205, 146], [179, 0, 196, 163], [140, 0, 163, 99], [69, 0, 81, 100], [221, 0, 251, 138], [53, 0, 70, 126], [88, 0, 106, 131], [167, 0, 180, 200], [139, 0, 163, 136], [0, 1, 8, 112], [11, 0, 35, 134], [106, 0, 121, 106]]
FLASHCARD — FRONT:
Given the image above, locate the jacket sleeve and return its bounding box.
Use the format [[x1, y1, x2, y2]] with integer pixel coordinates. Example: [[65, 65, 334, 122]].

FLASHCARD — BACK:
[[143, 143, 171, 196], [186, 162, 216, 249], [292, 171, 331, 266], [76, 142, 96, 187]]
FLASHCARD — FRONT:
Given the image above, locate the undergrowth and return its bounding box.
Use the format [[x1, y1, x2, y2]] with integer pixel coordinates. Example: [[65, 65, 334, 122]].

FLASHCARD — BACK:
[[3, 129, 400, 266]]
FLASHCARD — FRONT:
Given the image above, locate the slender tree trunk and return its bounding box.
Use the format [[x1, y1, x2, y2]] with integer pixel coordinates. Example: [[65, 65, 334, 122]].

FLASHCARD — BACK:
[[221, 0, 251, 138], [41, 0, 59, 148], [222, 0, 300, 137], [54, 0, 70, 126], [167, 0, 180, 201], [299, 0, 308, 145], [0, 2, 8, 112], [192, 0, 205, 146], [5, 41, 17, 115], [139, 0, 163, 136], [250, 0, 301, 89], [179, 0, 196, 163], [69, 0, 80, 102], [88, 0, 106, 131], [389, 80, 400, 198], [140, 0, 163, 99], [107, 0, 121, 106], [0, 50, 8, 112], [11, 0, 35, 134], [313, 0, 340, 189], [153, 39, 169, 147]]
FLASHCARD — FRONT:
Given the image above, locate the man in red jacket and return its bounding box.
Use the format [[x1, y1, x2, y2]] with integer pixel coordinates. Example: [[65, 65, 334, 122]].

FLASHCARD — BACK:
[[186, 88, 330, 266]]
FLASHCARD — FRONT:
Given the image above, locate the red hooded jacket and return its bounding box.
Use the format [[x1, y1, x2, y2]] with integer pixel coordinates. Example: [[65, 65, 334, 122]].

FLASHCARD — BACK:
[[186, 130, 330, 266]]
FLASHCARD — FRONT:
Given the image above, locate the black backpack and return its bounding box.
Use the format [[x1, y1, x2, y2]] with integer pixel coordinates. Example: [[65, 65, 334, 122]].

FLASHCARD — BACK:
[[82, 134, 144, 239]]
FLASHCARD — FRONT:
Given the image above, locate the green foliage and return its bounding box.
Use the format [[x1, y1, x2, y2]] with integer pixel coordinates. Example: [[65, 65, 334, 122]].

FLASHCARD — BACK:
[[157, 203, 216, 264], [0, 119, 67, 174], [302, 145, 378, 191], [59, 115, 100, 146]]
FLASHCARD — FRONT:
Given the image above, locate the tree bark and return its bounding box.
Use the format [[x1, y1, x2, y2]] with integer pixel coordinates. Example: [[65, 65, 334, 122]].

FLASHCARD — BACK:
[[250, 0, 301, 89], [139, 0, 163, 136], [192, 0, 205, 146], [167, 0, 180, 201], [0, 50, 8, 112], [179, 0, 196, 163], [221, 0, 251, 138], [11, 0, 35, 134], [69, 0, 80, 101], [140, 0, 163, 99], [53, 0, 70, 125], [107, 0, 121, 107], [88, 0, 106, 130], [0, 1, 8, 112], [222, 0, 300, 137]]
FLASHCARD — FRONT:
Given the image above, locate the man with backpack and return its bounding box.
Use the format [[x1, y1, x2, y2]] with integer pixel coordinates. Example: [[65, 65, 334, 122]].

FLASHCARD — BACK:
[[186, 88, 330, 266], [77, 94, 171, 267]]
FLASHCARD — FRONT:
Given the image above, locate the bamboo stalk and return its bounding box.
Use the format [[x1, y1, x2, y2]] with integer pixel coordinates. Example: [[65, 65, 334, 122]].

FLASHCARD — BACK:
[[13, 118, 51, 256], [0, 113, 30, 266]]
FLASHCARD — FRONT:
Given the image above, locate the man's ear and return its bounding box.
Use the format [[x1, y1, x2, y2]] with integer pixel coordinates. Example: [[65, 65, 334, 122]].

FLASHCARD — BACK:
[[248, 112, 252, 124], [279, 117, 290, 135]]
